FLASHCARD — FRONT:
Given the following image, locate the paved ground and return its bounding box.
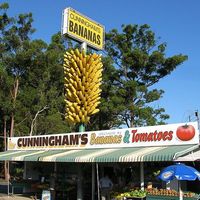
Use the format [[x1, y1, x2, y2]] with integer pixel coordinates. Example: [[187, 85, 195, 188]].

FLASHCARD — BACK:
[[0, 178, 36, 199], [0, 194, 34, 200]]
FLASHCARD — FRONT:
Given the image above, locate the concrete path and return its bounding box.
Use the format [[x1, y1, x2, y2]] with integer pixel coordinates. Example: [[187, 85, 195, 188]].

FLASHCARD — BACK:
[[0, 194, 34, 200]]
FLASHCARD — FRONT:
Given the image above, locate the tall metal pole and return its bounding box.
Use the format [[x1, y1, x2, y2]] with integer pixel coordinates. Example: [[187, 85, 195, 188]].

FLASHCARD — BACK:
[[78, 41, 87, 133], [195, 110, 200, 130], [81, 42, 87, 51], [77, 42, 87, 200]]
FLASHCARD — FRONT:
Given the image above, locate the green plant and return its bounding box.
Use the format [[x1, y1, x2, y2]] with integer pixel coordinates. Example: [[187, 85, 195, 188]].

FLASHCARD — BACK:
[[111, 189, 147, 199], [153, 170, 160, 176], [129, 189, 146, 198]]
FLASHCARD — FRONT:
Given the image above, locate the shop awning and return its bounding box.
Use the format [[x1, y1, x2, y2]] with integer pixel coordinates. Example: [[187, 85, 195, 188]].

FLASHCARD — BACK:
[[0, 145, 198, 163], [175, 147, 200, 162]]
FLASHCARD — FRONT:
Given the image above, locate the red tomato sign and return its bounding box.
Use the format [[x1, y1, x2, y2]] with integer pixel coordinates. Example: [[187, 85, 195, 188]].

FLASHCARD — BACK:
[[176, 125, 195, 141]]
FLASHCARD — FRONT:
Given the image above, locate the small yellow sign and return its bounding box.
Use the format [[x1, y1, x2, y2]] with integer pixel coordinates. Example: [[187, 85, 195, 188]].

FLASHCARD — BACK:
[[62, 7, 104, 50]]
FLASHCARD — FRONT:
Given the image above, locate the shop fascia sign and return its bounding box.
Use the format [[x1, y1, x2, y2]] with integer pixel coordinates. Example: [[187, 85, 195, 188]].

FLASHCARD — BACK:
[[62, 7, 105, 50], [7, 122, 199, 150]]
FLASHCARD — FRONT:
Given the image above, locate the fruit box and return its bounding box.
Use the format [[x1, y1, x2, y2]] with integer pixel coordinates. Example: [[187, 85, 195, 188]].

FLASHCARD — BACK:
[[124, 197, 146, 200]]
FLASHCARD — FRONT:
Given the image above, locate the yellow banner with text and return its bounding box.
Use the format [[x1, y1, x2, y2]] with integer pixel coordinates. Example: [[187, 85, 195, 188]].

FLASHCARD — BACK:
[[62, 8, 105, 50]]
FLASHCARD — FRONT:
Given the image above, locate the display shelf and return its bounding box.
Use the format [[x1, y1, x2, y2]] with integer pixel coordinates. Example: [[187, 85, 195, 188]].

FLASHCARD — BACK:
[[146, 195, 198, 200]]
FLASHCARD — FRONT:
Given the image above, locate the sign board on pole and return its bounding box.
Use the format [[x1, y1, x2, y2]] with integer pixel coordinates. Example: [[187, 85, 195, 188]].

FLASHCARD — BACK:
[[62, 7, 105, 50]]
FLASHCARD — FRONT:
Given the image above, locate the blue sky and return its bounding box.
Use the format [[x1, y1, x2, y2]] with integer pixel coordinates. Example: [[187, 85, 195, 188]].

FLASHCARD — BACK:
[[2, 0, 200, 124]]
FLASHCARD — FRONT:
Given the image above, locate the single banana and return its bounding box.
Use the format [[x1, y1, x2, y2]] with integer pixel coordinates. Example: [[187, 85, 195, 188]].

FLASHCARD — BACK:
[[91, 108, 100, 115]]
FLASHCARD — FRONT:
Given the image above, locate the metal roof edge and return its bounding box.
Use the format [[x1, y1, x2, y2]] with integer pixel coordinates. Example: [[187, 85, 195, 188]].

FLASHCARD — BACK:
[[173, 144, 199, 160]]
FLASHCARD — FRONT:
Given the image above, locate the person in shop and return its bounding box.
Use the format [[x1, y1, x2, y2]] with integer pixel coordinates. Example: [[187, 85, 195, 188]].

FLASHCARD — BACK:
[[100, 174, 113, 200]]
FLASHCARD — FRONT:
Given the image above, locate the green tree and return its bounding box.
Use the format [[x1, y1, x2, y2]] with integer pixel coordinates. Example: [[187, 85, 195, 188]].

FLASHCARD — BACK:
[[0, 3, 72, 179], [0, 63, 13, 150], [14, 33, 71, 136], [90, 24, 187, 129], [0, 2, 35, 137], [0, 3, 70, 137]]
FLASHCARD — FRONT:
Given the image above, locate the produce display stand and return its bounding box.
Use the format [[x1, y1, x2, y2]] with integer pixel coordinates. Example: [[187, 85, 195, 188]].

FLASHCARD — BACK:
[[10, 181, 31, 194], [146, 195, 199, 200], [114, 195, 199, 200]]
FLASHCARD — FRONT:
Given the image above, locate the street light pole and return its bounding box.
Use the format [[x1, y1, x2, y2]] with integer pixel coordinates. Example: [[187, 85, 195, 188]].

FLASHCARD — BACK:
[[195, 110, 200, 130]]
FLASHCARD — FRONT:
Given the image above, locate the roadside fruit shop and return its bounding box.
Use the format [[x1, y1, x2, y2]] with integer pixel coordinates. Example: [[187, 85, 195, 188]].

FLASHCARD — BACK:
[[0, 7, 200, 200], [0, 122, 200, 200]]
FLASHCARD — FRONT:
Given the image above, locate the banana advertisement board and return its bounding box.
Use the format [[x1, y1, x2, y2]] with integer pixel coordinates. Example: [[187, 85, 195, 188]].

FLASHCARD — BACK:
[[7, 122, 199, 150], [62, 7, 105, 50]]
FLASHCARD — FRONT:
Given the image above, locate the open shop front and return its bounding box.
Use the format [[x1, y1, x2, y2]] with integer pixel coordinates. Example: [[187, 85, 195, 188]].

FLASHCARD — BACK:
[[0, 122, 199, 200], [174, 146, 200, 196]]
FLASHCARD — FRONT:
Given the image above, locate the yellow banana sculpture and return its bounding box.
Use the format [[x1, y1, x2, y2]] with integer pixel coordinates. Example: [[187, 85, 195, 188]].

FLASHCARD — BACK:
[[64, 48, 102, 124]]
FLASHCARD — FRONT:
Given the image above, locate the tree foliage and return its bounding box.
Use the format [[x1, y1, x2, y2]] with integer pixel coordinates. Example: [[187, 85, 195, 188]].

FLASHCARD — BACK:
[[0, 3, 70, 140], [0, 3, 188, 138], [89, 24, 187, 129]]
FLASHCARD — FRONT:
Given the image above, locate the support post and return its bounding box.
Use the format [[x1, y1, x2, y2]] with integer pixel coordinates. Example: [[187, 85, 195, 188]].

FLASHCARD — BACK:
[[7, 161, 10, 196], [23, 162, 27, 179], [23, 162, 27, 193], [77, 125, 84, 200], [179, 182, 183, 200], [77, 165, 83, 200], [96, 163, 100, 200], [81, 42, 87, 51], [140, 162, 144, 190], [79, 123, 85, 132], [92, 164, 95, 200]]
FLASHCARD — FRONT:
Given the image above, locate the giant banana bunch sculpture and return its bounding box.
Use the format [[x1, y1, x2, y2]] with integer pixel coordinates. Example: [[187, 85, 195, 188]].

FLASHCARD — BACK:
[[63, 49, 103, 124]]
